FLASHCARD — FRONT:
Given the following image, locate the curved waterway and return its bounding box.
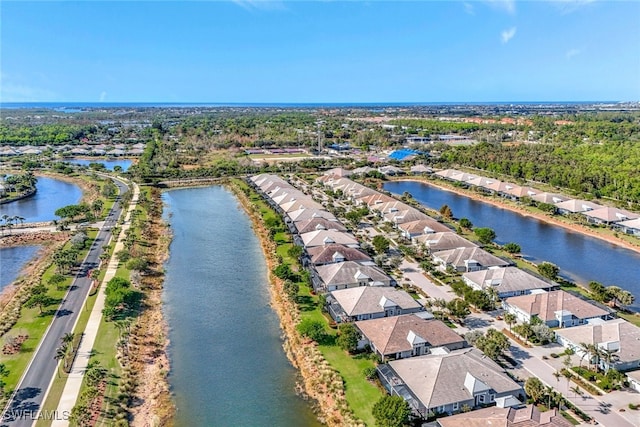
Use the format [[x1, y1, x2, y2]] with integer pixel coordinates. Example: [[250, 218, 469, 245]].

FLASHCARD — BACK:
[[384, 180, 640, 311], [0, 246, 41, 291], [162, 186, 322, 427], [0, 176, 82, 223]]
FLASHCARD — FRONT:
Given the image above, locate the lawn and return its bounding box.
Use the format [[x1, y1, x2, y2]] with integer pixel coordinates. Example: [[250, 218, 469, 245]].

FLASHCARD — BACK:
[[318, 345, 382, 426], [0, 231, 97, 397], [239, 178, 386, 426]]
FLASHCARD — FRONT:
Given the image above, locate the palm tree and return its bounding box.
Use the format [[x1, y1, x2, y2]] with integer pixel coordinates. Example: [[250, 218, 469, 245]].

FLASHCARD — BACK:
[[601, 348, 619, 371], [61, 332, 74, 348], [504, 312, 516, 333], [570, 385, 583, 398], [54, 345, 67, 377], [578, 342, 591, 368]]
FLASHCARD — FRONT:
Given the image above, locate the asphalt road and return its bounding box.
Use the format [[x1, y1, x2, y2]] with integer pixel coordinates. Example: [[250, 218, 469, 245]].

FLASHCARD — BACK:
[[1, 178, 129, 426]]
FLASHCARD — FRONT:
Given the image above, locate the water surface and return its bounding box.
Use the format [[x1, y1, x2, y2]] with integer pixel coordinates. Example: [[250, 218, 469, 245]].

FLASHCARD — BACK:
[[0, 246, 41, 291], [0, 176, 82, 223], [162, 186, 321, 427], [385, 180, 640, 310], [63, 158, 132, 171]]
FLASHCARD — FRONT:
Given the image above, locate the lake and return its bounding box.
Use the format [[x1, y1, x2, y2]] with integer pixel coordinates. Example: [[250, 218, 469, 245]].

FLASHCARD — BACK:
[[0, 245, 41, 291], [63, 158, 133, 172], [0, 176, 82, 223], [162, 186, 321, 427], [384, 180, 640, 311]]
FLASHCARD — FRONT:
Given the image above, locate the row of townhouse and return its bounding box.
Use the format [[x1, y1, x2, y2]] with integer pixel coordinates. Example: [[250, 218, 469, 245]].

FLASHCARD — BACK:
[[317, 170, 640, 412], [434, 168, 640, 235], [250, 173, 527, 420], [0, 142, 146, 157]]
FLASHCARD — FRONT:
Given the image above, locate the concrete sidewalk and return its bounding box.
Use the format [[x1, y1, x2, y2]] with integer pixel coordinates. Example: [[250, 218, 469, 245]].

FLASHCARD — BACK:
[[49, 182, 140, 427]]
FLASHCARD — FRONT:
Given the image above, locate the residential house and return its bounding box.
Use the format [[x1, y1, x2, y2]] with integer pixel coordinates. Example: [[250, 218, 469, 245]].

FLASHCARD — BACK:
[[313, 261, 392, 292], [554, 199, 602, 215], [504, 186, 538, 200], [616, 218, 640, 236], [531, 192, 569, 205], [502, 290, 612, 327], [432, 247, 510, 272], [305, 244, 372, 267], [437, 405, 573, 427], [355, 314, 466, 361], [627, 370, 640, 393], [378, 348, 523, 417], [300, 230, 359, 249], [581, 206, 639, 225], [555, 319, 640, 372], [433, 168, 462, 181], [415, 232, 477, 253], [410, 164, 433, 175], [294, 217, 347, 234], [327, 286, 423, 322], [323, 167, 352, 177], [287, 208, 336, 223], [462, 267, 554, 299], [383, 207, 429, 226], [398, 219, 451, 241], [379, 165, 404, 176]]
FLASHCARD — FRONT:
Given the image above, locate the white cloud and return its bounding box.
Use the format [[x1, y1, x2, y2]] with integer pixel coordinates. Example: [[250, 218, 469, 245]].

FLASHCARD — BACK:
[[501, 27, 517, 44], [566, 48, 582, 59], [485, 0, 516, 15], [463, 2, 475, 15], [231, 0, 286, 11], [548, 0, 597, 15], [100, 91, 108, 102]]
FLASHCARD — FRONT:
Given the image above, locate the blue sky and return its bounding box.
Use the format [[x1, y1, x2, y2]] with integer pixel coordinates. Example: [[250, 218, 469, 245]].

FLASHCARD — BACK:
[[1, 1, 639, 103]]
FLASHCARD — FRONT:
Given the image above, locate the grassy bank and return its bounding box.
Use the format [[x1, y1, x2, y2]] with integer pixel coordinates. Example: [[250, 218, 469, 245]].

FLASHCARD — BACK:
[[0, 230, 97, 401], [231, 178, 381, 426]]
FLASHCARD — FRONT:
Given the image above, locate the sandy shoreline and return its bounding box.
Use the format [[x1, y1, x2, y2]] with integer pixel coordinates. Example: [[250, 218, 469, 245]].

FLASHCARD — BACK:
[[394, 177, 640, 256]]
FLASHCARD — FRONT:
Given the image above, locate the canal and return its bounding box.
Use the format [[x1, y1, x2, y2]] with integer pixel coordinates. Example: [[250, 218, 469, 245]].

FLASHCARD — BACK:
[[162, 186, 321, 427], [384, 180, 640, 311]]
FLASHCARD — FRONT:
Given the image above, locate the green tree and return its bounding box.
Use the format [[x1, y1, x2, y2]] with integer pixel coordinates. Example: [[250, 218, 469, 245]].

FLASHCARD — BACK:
[[446, 298, 470, 321], [475, 328, 510, 360], [459, 217, 473, 229], [474, 227, 496, 245], [503, 242, 521, 254], [287, 245, 304, 259], [537, 262, 559, 280], [337, 323, 360, 353], [26, 292, 55, 314], [101, 181, 118, 198], [439, 204, 453, 219], [296, 319, 326, 342], [372, 395, 411, 427], [524, 377, 545, 403], [589, 281, 609, 302], [504, 312, 516, 332], [92, 199, 104, 217], [372, 235, 390, 254], [126, 257, 149, 272], [48, 273, 67, 291]]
